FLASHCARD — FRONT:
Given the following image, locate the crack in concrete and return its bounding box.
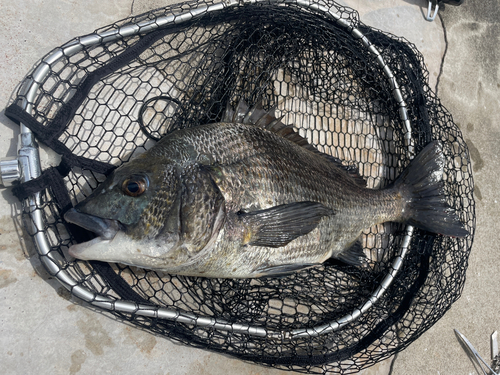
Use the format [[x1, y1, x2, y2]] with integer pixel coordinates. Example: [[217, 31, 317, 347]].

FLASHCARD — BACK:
[[130, 0, 136, 15], [388, 353, 398, 375], [435, 12, 448, 96]]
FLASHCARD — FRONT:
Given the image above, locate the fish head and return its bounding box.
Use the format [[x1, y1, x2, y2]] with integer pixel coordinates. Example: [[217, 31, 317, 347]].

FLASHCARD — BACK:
[[64, 150, 227, 273], [64, 154, 187, 268]]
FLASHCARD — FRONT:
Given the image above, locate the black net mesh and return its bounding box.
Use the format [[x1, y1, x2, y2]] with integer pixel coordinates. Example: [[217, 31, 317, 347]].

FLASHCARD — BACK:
[[7, 1, 475, 374]]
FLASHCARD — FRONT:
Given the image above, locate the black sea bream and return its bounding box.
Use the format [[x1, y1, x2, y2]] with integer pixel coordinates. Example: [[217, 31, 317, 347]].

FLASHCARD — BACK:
[[65, 101, 468, 278]]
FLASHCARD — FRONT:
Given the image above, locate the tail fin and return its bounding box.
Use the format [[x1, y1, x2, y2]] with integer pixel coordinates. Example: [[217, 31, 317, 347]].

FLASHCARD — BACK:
[[395, 141, 469, 237]]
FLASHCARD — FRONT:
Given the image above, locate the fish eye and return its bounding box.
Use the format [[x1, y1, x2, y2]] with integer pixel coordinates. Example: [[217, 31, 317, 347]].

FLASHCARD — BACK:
[[122, 175, 148, 197]]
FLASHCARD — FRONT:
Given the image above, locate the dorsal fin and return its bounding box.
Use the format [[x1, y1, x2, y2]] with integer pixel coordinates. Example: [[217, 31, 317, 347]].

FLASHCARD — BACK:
[[223, 99, 318, 152], [222, 99, 366, 187]]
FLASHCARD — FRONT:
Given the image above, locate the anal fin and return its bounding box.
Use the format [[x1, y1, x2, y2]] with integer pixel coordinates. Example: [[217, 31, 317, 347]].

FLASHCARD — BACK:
[[336, 239, 367, 266]]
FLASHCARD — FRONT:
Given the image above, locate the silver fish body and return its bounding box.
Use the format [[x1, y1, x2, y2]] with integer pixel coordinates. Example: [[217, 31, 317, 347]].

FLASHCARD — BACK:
[[65, 101, 468, 278]]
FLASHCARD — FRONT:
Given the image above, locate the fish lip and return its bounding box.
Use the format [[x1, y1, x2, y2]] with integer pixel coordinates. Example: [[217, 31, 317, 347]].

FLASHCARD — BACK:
[[67, 236, 109, 259], [64, 208, 122, 241]]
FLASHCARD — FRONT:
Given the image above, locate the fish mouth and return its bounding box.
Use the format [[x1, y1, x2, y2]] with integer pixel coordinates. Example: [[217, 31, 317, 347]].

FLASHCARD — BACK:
[[64, 208, 123, 241]]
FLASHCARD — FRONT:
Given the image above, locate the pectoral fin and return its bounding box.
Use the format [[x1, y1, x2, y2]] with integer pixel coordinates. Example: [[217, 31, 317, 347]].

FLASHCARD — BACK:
[[238, 201, 334, 248]]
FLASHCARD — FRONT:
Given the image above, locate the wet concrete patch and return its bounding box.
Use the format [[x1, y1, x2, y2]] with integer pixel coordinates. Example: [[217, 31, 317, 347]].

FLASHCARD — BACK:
[[0, 268, 17, 289], [466, 138, 484, 172], [76, 313, 116, 356], [123, 326, 158, 355], [69, 349, 87, 375]]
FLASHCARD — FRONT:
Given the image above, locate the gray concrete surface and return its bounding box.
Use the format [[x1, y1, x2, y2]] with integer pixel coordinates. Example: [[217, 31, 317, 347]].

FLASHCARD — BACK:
[[0, 1, 495, 374]]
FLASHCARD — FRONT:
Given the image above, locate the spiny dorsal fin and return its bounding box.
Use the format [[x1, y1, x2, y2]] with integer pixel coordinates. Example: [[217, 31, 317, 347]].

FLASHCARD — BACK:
[[223, 99, 319, 154], [223, 99, 366, 187]]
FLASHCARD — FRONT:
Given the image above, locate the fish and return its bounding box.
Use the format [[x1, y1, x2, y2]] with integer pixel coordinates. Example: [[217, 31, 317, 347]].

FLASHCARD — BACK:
[[64, 100, 468, 278]]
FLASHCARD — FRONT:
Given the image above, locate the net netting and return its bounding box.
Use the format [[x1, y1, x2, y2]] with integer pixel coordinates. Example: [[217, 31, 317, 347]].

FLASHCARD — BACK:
[[6, 1, 475, 373]]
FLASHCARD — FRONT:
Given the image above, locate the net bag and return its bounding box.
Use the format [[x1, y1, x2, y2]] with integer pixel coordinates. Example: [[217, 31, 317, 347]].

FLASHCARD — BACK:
[[5, 0, 475, 373]]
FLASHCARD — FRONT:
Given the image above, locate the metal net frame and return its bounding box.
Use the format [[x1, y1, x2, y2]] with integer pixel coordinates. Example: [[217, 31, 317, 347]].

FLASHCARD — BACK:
[[5, 0, 475, 373]]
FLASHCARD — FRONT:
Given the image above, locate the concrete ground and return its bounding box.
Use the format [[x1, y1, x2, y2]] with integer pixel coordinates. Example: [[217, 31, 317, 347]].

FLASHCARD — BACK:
[[0, 0, 497, 374]]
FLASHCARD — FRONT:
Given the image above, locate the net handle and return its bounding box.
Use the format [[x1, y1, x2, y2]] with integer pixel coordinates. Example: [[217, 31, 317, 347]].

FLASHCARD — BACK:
[[16, 0, 415, 340]]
